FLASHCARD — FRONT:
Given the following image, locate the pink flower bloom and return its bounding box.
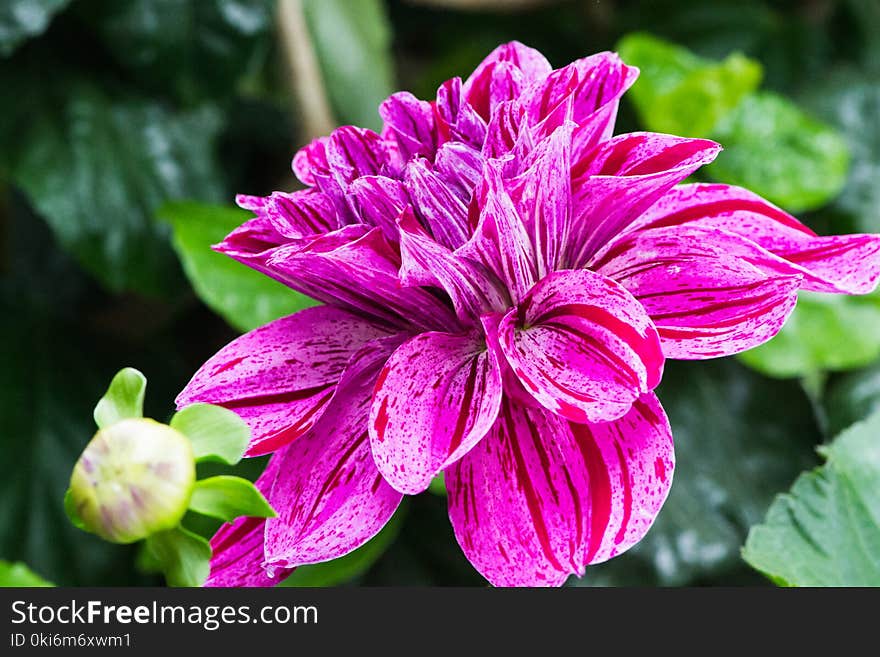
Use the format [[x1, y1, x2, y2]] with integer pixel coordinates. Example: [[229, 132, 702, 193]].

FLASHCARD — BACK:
[[177, 43, 880, 587]]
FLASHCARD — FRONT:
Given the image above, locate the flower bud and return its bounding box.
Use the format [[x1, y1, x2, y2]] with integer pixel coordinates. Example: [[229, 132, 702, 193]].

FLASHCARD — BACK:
[[68, 418, 195, 544]]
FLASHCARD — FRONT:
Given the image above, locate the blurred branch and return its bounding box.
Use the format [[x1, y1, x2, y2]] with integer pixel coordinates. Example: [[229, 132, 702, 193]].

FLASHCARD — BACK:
[[404, 0, 563, 11], [277, 0, 336, 141]]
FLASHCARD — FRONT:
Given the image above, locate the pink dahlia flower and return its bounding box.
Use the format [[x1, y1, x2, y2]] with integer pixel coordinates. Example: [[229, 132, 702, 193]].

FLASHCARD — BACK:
[[177, 42, 880, 587]]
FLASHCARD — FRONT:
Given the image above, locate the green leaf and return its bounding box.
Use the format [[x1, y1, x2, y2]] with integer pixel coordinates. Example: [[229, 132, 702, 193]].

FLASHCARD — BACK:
[[738, 291, 880, 379], [159, 201, 316, 333], [189, 475, 275, 522], [707, 92, 851, 212], [742, 411, 880, 586], [428, 472, 447, 497], [0, 0, 70, 57], [302, 0, 394, 131], [0, 561, 54, 587], [576, 359, 820, 586], [823, 360, 880, 438], [92, 367, 147, 429], [83, 0, 276, 104], [618, 32, 762, 138], [170, 402, 250, 465], [145, 526, 211, 587], [2, 79, 223, 296], [279, 504, 406, 587]]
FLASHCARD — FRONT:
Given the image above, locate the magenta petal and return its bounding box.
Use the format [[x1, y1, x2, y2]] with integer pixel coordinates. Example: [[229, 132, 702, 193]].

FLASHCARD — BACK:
[[446, 393, 674, 587], [433, 141, 483, 201], [263, 338, 404, 570], [595, 228, 803, 359], [509, 122, 574, 278], [399, 210, 508, 322], [404, 158, 470, 249], [436, 76, 487, 149], [379, 91, 437, 161], [498, 269, 664, 423], [569, 393, 674, 565], [265, 226, 458, 331], [176, 306, 394, 455], [630, 183, 880, 295], [446, 399, 588, 587], [463, 41, 552, 120], [348, 175, 408, 241], [205, 452, 291, 587], [523, 51, 638, 156], [235, 190, 335, 240], [460, 161, 538, 303], [369, 330, 503, 495], [291, 137, 329, 187], [567, 133, 721, 266]]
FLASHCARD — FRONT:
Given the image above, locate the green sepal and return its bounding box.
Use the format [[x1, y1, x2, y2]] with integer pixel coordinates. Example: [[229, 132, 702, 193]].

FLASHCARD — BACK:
[[144, 527, 211, 587], [188, 475, 276, 522], [170, 403, 250, 465], [93, 367, 146, 429]]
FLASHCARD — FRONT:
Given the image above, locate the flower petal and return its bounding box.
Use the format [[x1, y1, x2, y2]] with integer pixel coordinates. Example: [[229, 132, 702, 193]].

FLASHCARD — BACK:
[[594, 228, 803, 359], [628, 183, 880, 295], [176, 306, 394, 455], [463, 41, 552, 120], [436, 76, 487, 149], [399, 210, 508, 322], [263, 337, 404, 570], [291, 137, 329, 187], [369, 330, 503, 495], [459, 160, 538, 303], [567, 133, 721, 267], [569, 392, 674, 564], [446, 393, 674, 587], [498, 268, 664, 423], [379, 91, 437, 161], [433, 141, 483, 201], [205, 452, 291, 587], [508, 122, 574, 278], [523, 51, 638, 157], [236, 190, 335, 240], [265, 226, 458, 331], [445, 398, 587, 587], [348, 174, 408, 241], [404, 158, 470, 249]]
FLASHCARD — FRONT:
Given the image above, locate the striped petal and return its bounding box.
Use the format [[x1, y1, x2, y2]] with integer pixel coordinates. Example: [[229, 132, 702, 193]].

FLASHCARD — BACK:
[[369, 330, 503, 495], [627, 183, 880, 295], [595, 227, 803, 359], [446, 394, 673, 586], [263, 337, 404, 570], [176, 306, 395, 456], [498, 268, 664, 423], [567, 133, 721, 267]]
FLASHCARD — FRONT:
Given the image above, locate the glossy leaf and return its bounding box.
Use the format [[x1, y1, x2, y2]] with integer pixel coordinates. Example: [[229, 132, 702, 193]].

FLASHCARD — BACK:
[[189, 475, 275, 522], [144, 526, 211, 587], [743, 411, 880, 585], [170, 402, 251, 465], [84, 0, 275, 103], [824, 361, 880, 438], [0, 561, 54, 587], [93, 367, 147, 429], [4, 85, 224, 296], [707, 92, 850, 212], [738, 291, 880, 379], [618, 32, 762, 137], [301, 0, 394, 131], [160, 202, 316, 333], [0, 0, 69, 56]]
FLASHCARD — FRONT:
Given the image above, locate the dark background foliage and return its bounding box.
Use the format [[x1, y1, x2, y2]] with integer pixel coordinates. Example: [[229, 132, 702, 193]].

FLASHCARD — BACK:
[[1, 0, 877, 587]]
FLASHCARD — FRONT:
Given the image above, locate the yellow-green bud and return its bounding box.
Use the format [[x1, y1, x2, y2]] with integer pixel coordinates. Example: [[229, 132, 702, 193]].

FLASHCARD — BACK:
[[68, 418, 195, 544]]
